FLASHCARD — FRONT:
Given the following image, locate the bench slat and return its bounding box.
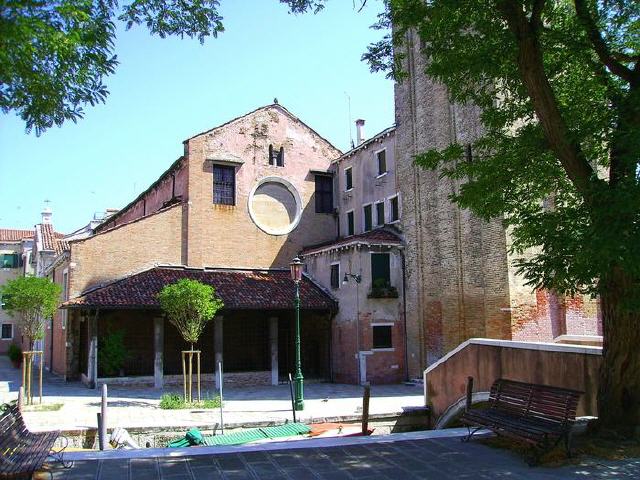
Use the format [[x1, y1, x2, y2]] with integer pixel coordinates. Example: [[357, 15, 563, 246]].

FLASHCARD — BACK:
[[0, 404, 60, 476], [461, 378, 584, 460]]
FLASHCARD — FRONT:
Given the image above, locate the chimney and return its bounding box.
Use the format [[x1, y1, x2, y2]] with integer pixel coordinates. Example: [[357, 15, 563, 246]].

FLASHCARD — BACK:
[[355, 119, 366, 145], [41, 207, 52, 224]]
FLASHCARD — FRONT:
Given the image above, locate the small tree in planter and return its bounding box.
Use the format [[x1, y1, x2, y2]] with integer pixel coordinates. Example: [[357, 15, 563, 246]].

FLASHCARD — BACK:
[[0, 276, 61, 404], [158, 279, 223, 402]]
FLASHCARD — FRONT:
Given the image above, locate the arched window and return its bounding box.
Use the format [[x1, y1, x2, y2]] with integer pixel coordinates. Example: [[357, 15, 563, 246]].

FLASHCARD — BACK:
[[268, 145, 284, 167]]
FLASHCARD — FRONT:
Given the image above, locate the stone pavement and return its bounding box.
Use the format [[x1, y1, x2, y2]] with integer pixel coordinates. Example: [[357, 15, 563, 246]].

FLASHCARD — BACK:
[[0, 357, 423, 431], [46, 430, 640, 479]]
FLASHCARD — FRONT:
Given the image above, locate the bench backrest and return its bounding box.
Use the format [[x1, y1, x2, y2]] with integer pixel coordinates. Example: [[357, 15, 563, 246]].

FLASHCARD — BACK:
[[0, 404, 28, 436], [489, 379, 583, 425]]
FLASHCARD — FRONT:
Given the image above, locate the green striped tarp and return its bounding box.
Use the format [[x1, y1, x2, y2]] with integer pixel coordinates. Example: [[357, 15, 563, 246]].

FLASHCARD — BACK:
[[201, 423, 310, 446]]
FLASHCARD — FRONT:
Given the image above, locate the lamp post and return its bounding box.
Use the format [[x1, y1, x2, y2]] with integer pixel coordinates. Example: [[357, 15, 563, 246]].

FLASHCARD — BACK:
[[290, 257, 304, 411]]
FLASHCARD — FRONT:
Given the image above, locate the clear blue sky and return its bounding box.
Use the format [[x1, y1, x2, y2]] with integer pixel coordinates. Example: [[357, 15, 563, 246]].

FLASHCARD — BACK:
[[0, 1, 394, 233]]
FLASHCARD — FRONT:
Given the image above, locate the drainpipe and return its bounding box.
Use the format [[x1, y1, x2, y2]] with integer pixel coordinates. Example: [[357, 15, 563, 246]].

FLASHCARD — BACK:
[[401, 249, 409, 382]]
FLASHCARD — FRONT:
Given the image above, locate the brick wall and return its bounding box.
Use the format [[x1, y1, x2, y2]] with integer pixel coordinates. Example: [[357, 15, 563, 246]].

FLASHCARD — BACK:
[[49, 263, 68, 376], [69, 204, 183, 297], [394, 30, 512, 378], [184, 105, 340, 269]]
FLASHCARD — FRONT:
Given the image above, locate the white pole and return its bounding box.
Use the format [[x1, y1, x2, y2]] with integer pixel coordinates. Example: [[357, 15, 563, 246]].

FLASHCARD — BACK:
[[100, 384, 108, 450], [218, 361, 224, 434]]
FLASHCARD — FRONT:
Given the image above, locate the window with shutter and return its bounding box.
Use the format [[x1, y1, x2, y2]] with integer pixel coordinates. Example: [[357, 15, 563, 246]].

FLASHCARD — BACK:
[[376, 149, 387, 175], [1, 324, 13, 340], [371, 253, 391, 286], [363, 204, 372, 232], [390, 196, 399, 222], [347, 211, 354, 236], [1, 253, 20, 269], [376, 202, 385, 226], [345, 167, 353, 191], [314, 175, 333, 213], [213, 165, 236, 205], [330, 264, 340, 289]]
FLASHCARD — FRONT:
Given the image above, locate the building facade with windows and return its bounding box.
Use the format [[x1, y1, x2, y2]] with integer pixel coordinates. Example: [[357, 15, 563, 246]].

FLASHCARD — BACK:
[[0, 229, 34, 353], [48, 104, 347, 386], [302, 123, 407, 385]]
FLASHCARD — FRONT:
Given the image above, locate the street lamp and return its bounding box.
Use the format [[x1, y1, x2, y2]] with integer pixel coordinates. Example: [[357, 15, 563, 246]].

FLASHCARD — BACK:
[[342, 272, 362, 284], [290, 257, 304, 411]]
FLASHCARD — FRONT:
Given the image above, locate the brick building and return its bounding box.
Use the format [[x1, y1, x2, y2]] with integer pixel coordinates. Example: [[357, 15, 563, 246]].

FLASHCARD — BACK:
[[0, 229, 34, 353], [302, 124, 406, 385], [48, 104, 347, 386], [43, 87, 601, 388], [393, 29, 601, 378]]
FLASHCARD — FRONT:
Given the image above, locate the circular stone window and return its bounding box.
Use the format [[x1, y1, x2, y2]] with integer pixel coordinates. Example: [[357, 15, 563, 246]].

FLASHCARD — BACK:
[[248, 177, 302, 235]]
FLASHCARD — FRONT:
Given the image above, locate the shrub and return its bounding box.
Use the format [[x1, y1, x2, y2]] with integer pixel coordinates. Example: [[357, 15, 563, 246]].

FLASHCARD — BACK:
[[159, 393, 221, 410], [98, 330, 128, 376], [7, 344, 22, 362]]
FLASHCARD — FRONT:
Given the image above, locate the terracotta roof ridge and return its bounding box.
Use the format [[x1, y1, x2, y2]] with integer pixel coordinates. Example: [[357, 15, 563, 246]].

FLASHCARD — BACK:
[[75, 265, 159, 298], [64, 265, 338, 312], [301, 227, 403, 254], [0, 228, 35, 242]]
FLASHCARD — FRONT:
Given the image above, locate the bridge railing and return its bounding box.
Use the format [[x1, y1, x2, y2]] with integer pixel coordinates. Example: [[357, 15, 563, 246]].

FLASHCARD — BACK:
[[423, 338, 602, 427]]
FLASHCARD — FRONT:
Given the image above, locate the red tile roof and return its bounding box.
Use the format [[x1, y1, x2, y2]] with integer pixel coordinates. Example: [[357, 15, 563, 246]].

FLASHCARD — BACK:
[[40, 224, 58, 250], [63, 266, 337, 311], [54, 239, 70, 256], [301, 228, 403, 256], [0, 229, 34, 242]]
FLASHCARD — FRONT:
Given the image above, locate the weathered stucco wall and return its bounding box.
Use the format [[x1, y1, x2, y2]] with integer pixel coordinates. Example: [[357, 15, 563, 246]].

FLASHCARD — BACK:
[[424, 339, 601, 422], [304, 245, 405, 384], [335, 131, 398, 236], [98, 161, 187, 230]]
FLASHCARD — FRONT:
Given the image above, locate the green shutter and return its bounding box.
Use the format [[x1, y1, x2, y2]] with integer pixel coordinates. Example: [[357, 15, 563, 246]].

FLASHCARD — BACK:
[[371, 253, 390, 286]]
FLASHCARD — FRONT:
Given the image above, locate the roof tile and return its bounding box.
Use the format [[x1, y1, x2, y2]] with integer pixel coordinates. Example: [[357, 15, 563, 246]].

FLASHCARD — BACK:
[[301, 228, 402, 255], [63, 266, 337, 311], [0, 229, 34, 242]]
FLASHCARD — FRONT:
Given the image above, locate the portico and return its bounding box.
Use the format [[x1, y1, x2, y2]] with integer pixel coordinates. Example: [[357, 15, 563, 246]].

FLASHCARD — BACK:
[[62, 266, 336, 388]]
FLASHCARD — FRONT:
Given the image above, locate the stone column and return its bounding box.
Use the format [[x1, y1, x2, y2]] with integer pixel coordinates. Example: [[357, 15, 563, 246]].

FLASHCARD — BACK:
[[87, 313, 98, 389], [214, 316, 223, 390], [154, 317, 164, 389], [269, 317, 278, 386]]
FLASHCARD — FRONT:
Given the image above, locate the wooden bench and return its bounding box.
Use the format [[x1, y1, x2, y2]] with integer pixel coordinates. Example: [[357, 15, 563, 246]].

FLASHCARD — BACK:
[[0, 403, 71, 478], [460, 378, 583, 464]]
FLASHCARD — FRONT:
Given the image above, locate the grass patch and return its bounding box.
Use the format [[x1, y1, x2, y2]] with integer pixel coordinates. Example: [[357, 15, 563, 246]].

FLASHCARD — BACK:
[[22, 403, 64, 412], [159, 393, 221, 410]]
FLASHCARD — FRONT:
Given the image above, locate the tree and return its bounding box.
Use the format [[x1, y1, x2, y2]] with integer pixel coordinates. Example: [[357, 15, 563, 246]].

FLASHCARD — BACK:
[[0, 0, 224, 134], [353, 0, 639, 436], [0, 275, 61, 349], [285, 0, 640, 435], [157, 278, 223, 401]]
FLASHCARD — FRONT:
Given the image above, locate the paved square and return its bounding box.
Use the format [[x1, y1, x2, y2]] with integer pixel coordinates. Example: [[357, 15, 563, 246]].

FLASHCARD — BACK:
[[45, 433, 640, 479]]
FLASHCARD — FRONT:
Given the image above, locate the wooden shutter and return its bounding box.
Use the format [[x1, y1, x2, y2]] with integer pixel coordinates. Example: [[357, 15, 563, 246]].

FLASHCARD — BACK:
[[371, 253, 390, 285]]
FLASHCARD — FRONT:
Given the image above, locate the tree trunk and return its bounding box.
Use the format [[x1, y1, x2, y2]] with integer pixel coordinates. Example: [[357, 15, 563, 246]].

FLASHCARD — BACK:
[[598, 269, 640, 436]]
